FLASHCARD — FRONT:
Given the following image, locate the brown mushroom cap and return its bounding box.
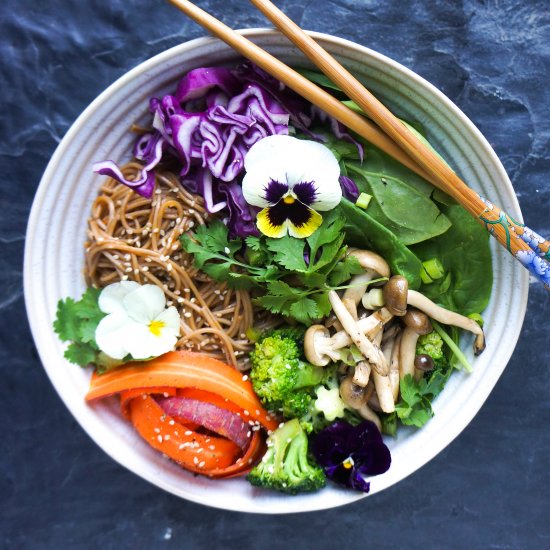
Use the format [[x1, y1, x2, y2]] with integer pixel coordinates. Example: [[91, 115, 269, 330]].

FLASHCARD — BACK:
[[403, 308, 433, 335], [340, 375, 368, 409], [383, 275, 409, 316], [414, 354, 435, 372]]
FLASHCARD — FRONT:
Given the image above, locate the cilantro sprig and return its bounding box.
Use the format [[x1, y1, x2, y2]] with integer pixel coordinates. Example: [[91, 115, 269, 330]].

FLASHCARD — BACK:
[[53, 288, 105, 367], [53, 287, 125, 372], [180, 211, 364, 325], [394, 372, 447, 428]]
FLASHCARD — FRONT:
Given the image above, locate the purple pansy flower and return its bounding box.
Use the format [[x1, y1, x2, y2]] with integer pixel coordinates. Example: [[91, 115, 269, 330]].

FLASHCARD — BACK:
[[242, 135, 342, 239], [311, 420, 391, 492]]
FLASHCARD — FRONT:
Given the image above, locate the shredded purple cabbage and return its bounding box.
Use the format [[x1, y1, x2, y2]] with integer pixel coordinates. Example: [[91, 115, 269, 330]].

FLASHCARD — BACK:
[[93, 63, 363, 237]]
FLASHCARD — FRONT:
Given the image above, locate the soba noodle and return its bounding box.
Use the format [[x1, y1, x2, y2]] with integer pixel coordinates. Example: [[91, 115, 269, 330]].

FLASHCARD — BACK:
[[84, 162, 274, 369]]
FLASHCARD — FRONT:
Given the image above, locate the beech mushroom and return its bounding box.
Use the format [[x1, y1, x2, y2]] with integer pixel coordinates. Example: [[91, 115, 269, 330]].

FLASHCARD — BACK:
[[389, 331, 402, 401], [399, 308, 433, 380], [304, 308, 393, 366], [371, 331, 395, 413], [340, 375, 382, 431], [382, 276, 486, 354], [352, 361, 371, 387], [407, 290, 485, 354], [342, 249, 390, 308], [383, 275, 409, 316], [328, 290, 388, 376]]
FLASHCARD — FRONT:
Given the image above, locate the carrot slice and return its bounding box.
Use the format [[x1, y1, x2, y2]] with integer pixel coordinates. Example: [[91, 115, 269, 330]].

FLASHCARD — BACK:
[[128, 395, 241, 474], [86, 351, 277, 432]]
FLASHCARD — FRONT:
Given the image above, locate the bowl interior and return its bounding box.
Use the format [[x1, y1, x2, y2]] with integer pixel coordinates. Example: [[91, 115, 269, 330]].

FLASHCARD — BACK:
[[24, 30, 528, 514]]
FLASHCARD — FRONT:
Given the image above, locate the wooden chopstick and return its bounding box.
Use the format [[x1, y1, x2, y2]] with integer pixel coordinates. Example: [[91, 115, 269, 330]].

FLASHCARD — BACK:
[[167, 0, 434, 183], [168, 0, 550, 288]]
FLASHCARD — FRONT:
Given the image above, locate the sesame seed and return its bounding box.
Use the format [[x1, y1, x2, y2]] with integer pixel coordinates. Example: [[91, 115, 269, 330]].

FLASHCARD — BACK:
[[164, 435, 170, 441], [142, 266, 149, 272], [168, 420, 175, 426], [243, 410, 250, 416], [193, 457, 199, 465], [242, 375, 249, 381], [185, 430, 192, 436], [177, 297, 184, 303], [121, 275, 129, 281], [247, 431, 251, 438], [208, 445, 216, 450], [157, 435, 163, 443], [154, 428, 160, 434], [184, 312, 192, 318], [198, 461, 205, 468]]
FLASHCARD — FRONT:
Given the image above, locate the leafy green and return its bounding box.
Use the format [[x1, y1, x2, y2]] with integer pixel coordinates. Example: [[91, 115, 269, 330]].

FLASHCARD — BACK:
[[395, 373, 447, 428], [337, 198, 423, 289], [411, 204, 493, 315], [53, 288, 106, 368], [345, 160, 451, 245], [181, 212, 363, 325]]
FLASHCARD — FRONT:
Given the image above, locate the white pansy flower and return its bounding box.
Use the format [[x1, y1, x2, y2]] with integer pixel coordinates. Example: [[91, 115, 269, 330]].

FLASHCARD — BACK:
[[95, 281, 180, 360], [242, 135, 342, 238]]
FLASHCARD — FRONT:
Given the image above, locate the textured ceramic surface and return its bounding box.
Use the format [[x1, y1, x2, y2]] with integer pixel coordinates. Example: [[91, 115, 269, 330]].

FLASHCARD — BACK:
[[24, 30, 527, 514]]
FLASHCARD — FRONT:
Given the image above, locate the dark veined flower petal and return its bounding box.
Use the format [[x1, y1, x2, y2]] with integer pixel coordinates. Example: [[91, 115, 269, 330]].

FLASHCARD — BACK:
[[312, 420, 391, 492], [263, 179, 289, 204], [293, 181, 317, 206]]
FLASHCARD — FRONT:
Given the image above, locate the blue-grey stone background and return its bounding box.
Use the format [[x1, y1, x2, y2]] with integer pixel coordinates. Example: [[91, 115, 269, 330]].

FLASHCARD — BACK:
[[1, 0, 549, 548]]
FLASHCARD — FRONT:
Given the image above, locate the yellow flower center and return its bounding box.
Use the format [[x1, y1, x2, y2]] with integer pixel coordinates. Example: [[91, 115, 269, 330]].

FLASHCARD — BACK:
[[148, 320, 165, 337], [283, 194, 296, 204], [342, 457, 354, 470]]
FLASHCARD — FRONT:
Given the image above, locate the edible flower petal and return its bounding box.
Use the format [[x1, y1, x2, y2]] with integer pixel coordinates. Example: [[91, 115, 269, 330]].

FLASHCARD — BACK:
[[311, 420, 391, 492], [242, 135, 342, 238], [95, 282, 180, 360]]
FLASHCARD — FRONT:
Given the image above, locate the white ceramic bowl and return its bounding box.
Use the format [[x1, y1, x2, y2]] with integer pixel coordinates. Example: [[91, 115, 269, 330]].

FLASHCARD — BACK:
[[24, 30, 528, 514]]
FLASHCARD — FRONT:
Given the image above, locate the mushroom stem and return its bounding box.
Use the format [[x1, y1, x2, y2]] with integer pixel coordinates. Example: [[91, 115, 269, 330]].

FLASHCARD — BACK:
[[352, 361, 371, 387], [407, 290, 486, 354], [304, 308, 393, 366], [328, 290, 389, 376], [390, 331, 402, 401], [372, 332, 395, 413], [400, 327, 420, 380], [399, 308, 433, 380]]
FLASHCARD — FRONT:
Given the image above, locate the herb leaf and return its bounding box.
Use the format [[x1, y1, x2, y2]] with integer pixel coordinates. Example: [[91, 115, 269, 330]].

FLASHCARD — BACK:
[[53, 288, 106, 368]]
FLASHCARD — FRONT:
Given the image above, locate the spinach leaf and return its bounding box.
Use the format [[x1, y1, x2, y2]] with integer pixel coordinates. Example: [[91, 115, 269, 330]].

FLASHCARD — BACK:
[[345, 160, 451, 245], [411, 204, 493, 314], [337, 199, 423, 289]]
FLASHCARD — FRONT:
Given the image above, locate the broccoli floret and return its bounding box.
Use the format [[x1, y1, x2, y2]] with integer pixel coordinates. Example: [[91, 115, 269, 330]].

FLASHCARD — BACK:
[[257, 326, 306, 351], [247, 419, 326, 494], [416, 330, 449, 372], [249, 335, 328, 417]]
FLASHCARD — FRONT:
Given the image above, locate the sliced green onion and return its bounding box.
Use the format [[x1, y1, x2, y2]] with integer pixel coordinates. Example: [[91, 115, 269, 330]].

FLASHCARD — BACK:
[[422, 258, 445, 281], [431, 319, 473, 373], [355, 192, 372, 210], [467, 313, 484, 327]]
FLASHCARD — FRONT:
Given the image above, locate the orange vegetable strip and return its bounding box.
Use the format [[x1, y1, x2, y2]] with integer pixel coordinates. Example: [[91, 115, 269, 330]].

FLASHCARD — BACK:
[[86, 351, 278, 432], [129, 395, 241, 474], [206, 430, 265, 479]]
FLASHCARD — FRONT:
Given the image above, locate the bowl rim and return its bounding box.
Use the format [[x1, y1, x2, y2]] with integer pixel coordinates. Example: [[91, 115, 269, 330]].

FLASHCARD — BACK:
[[24, 28, 528, 514]]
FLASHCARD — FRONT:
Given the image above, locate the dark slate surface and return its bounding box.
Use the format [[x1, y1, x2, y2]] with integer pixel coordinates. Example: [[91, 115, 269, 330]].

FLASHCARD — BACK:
[[2, 0, 549, 547]]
